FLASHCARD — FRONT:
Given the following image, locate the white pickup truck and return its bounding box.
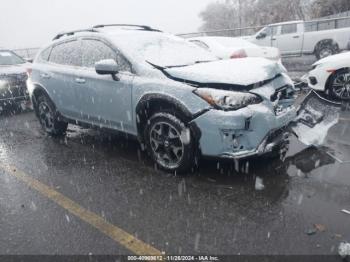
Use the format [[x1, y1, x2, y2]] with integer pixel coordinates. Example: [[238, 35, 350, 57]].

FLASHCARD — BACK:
[[248, 19, 350, 59]]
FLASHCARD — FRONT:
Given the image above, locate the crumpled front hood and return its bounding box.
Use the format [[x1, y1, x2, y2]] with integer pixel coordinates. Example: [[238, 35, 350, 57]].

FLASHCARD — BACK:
[[164, 57, 285, 87], [0, 65, 27, 76]]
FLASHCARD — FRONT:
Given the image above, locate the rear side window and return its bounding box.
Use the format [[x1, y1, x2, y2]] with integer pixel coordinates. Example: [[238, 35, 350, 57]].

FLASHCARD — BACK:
[[281, 24, 297, 35], [271, 26, 278, 36], [81, 39, 131, 72], [49, 40, 82, 66]]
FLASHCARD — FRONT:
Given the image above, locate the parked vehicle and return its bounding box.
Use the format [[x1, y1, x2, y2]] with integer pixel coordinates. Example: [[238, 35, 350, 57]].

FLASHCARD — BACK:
[[248, 18, 350, 59], [306, 51, 350, 100], [0, 49, 30, 110], [29, 24, 297, 173], [189, 36, 281, 61]]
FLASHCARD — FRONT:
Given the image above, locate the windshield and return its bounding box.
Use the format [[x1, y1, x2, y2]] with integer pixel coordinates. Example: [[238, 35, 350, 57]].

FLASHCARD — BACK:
[[111, 33, 218, 67], [0, 50, 25, 65]]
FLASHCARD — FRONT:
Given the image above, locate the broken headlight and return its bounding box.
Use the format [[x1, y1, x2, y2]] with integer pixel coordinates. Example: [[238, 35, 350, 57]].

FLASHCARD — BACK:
[[0, 80, 8, 89], [194, 88, 262, 110]]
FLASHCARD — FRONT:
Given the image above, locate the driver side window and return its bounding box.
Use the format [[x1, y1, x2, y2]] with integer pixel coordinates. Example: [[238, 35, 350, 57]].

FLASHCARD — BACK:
[[81, 39, 131, 72]]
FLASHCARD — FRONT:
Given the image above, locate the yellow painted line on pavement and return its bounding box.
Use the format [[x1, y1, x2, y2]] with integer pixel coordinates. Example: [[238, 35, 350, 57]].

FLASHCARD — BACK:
[[0, 164, 162, 256]]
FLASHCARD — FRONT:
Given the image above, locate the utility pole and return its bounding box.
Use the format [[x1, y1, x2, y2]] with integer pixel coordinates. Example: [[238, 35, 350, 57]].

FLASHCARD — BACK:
[[238, 0, 242, 36]]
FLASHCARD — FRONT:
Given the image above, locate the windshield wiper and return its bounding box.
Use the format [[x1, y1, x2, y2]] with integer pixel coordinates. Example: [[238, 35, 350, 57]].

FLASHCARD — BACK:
[[194, 60, 214, 64], [146, 60, 215, 70]]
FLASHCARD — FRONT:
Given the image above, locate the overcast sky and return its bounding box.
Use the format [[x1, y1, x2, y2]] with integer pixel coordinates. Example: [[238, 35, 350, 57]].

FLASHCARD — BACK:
[[0, 0, 214, 49]]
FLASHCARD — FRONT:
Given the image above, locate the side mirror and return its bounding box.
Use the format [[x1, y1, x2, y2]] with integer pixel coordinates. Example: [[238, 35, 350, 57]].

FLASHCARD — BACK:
[[95, 59, 119, 80], [25, 58, 33, 63], [256, 32, 266, 39]]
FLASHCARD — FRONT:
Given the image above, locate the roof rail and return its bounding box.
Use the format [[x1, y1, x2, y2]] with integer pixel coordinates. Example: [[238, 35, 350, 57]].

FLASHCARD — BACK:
[[92, 24, 162, 32], [53, 28, 98, 41]]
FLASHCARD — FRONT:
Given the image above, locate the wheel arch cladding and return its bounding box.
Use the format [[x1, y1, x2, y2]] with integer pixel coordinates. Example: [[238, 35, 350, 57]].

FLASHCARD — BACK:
[[135, 93, 202, 145], [31, 84, 52, 114]]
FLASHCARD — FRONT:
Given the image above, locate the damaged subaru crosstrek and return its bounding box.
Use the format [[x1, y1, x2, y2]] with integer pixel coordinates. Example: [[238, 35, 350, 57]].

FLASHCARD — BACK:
[[28, 24, 297, 173]]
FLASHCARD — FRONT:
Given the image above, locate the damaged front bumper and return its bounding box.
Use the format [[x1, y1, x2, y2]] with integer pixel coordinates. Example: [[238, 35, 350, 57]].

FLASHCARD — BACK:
[[220, 126, 291, 159], [192, 102, 297, 160]]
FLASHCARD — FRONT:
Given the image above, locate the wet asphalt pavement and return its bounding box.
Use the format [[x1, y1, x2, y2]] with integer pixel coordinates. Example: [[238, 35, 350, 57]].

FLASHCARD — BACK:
[[0, 88, 350, 256]]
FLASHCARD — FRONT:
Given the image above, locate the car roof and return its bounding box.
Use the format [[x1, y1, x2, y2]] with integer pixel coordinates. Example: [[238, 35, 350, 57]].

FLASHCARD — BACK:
[[52, 24, 162, 41], [269, 20, 304, 26]]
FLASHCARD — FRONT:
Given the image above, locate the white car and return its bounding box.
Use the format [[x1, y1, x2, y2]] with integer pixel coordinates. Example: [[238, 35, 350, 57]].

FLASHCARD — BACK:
[[307, 51, 350, 100], [189, 36, 281, 61]]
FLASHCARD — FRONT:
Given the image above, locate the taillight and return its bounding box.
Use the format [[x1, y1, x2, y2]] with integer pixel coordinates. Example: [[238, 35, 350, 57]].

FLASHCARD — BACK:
[[230, 49, 247, 59]]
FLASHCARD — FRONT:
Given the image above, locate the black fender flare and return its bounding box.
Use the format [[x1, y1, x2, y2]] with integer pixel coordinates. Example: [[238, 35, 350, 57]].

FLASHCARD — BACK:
[[30, 84, 57, 116], [135, 93, 203, 145]]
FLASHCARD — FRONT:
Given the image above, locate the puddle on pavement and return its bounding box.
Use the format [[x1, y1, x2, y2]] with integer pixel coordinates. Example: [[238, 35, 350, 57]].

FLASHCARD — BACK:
[[1, 90, 350, 194]]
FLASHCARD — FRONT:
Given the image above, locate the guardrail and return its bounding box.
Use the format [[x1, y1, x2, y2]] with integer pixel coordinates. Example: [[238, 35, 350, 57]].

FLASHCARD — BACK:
[[178, 15, 350, 38]]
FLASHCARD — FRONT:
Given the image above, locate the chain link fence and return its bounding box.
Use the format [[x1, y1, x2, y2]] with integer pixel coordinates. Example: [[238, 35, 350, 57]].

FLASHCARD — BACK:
[[9, 12, 350, 58], [12, 48, 40, 60]]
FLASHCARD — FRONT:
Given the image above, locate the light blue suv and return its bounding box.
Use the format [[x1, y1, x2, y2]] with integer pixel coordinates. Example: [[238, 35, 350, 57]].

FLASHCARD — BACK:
[[29, 24, 297, 173]]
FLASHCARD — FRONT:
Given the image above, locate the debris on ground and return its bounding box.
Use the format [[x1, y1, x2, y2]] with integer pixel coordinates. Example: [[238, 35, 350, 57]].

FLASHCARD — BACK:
[[305, 223, 327, 236], [314, 223, 326, 232], [338, 242, 350, 259], [341, 209, 350, 215], [255, 177, 265, 191], [305, 228, 317, 236]]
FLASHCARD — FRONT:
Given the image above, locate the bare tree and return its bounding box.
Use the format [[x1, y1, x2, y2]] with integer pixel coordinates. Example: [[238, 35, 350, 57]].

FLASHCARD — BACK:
[[198, 0, 350, 34], [310, 0, 350, 18]]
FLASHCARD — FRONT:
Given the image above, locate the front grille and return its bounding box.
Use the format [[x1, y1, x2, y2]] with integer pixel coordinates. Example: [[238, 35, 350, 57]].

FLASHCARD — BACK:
[[271, 84, 296, 115], [271, 85, 295, 102], [0, 73, 28, 99]]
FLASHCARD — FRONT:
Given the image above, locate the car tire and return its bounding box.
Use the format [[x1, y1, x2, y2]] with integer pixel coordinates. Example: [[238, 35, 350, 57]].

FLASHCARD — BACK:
[[144, 112, 195, 174], [315, 44, 337, 60], [36, 94, 68, 136], [328, 69, 350, 101]]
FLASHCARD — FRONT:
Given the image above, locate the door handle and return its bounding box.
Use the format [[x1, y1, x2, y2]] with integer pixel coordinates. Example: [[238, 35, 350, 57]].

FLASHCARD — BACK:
[[75, 78, 86, 84], [40, 73, 51, 79], [293, 35, 300, 38], [272, 38, 276, 41]]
